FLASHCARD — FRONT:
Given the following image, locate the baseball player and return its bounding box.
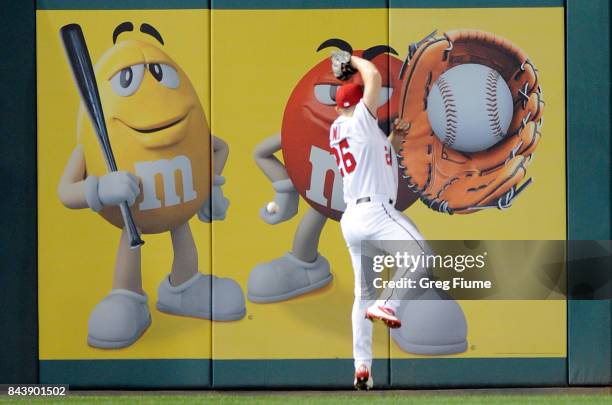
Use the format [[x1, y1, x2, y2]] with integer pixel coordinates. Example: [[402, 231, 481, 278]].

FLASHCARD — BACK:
[[329, 52, 427, 390]]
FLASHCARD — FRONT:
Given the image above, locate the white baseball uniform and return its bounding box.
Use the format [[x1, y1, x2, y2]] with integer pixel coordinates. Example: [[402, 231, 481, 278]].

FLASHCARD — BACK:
[[330, 100, 427, 370]]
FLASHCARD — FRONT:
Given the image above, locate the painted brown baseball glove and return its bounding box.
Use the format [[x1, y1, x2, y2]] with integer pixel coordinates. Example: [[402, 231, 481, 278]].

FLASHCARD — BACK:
[[397, 29, 544, 214]]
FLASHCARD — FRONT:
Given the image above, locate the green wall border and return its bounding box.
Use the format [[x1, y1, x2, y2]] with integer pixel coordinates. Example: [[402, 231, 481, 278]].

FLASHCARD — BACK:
[[37, 0, 210, 10], [40, 358, 564, 388], [36, 0, 563, 10], [566, 0, 612, 386], [40, 360, 211, 388], [213, 359, 390, 389], [390, 358, 566, 388], [0, 0, 38, 384]]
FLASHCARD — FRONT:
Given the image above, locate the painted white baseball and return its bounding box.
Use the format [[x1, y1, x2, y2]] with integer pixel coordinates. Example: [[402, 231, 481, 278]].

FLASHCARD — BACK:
[[266, 201, 279, 214], [427, 63, 513, 153]]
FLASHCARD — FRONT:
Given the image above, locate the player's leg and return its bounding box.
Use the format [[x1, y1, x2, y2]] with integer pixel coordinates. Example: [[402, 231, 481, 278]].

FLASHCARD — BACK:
[[366, 205, 430, 328], [353, 304, 374, 390], [341, 208, 376, 389], [348, 242, 375, 390]]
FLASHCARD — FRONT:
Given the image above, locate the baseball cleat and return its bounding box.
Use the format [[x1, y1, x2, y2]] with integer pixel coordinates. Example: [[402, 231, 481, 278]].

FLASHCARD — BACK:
[[365, 305, 402, 329], [354, 364, 373, 390]]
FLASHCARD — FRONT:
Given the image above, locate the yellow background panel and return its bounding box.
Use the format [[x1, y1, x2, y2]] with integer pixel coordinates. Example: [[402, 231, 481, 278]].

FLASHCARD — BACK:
[[37, 9, 212, 360], [388, 7, 566, 359], [38, 7, 565, 361], [211, 7, 565, 360]]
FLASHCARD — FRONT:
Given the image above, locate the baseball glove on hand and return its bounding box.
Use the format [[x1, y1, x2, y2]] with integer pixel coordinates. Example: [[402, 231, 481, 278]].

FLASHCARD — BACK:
[[398, 30, 544, 214], [331, 50, 357, 81]]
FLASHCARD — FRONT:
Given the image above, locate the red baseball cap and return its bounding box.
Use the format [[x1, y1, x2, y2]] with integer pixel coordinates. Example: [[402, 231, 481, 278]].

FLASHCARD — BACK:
[[335, 83, 363, 108]]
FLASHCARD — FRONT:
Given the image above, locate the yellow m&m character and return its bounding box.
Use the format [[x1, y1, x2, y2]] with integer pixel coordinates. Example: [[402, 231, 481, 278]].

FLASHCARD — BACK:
[[58, 22, 245, 349]]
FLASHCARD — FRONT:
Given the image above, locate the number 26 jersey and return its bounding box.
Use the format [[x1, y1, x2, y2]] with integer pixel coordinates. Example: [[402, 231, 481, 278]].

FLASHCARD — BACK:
[[329, 100, 398, 205]]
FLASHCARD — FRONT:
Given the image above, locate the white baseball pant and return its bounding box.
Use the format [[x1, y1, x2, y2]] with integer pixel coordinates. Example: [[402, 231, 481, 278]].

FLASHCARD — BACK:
[[340, 195, 428, 370]]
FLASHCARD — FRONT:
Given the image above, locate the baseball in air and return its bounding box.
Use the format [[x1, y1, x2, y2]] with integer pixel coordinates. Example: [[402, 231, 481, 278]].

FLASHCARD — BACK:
[[426, 63, 513, 153], [266, 201, 279, 214]]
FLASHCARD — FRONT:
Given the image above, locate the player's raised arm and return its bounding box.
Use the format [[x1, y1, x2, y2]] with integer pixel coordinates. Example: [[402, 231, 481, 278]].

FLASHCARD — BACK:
[[349, 55, 381, 117]]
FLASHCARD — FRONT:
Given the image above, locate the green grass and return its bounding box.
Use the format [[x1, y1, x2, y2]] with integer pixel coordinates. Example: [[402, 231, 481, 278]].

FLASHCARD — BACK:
[[1, 394, 611, 404]]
